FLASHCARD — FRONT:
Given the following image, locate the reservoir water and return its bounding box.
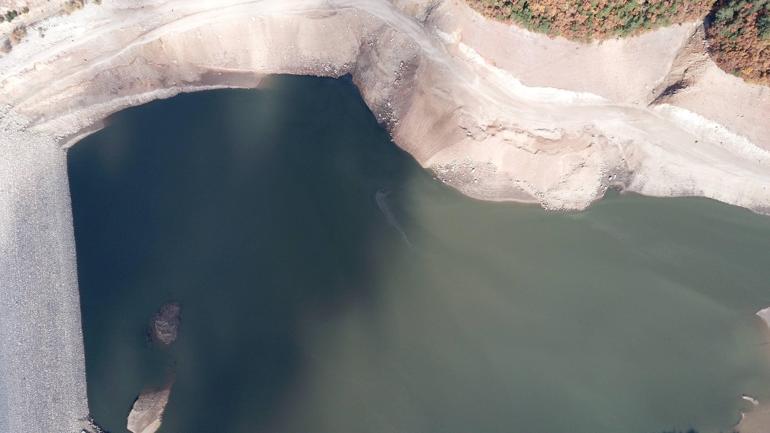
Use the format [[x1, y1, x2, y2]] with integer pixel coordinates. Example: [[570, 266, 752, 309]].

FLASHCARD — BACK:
[[68, 76, 770, 433]]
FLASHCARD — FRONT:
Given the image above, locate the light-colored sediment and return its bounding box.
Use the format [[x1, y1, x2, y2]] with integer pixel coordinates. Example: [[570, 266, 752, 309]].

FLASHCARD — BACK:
[[738, 404, 770, 433], [737, 309, 770, 433], [1, 0, 770, 432], [742, 394, 760, 406], [757, 307, 770, 330], [127, 383, 173, 433]]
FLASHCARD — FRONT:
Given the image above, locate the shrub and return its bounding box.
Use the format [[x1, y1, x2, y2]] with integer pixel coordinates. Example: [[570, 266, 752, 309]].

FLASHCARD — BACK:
[[706, 0, 770, 84], [64, 0, 86, 14], [9, 26, 27, 44], [759, 11, 770, 38], [465, 0, 715, 40], [4, 10, 20, 22]]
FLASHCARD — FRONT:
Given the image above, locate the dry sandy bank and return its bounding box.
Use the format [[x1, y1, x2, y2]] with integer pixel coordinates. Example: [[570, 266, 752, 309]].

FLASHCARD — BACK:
[[1, 0, 769, 211]]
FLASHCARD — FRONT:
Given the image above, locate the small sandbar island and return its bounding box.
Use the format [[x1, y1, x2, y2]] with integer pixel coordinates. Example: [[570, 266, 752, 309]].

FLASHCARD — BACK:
[[1, 1, 770, 433], [127, 384, 173, 433]]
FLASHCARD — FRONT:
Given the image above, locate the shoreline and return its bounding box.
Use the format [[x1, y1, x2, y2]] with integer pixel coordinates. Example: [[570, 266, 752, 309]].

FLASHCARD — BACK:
[[757, 307, 770, 330], [735, 310, 770, 433]]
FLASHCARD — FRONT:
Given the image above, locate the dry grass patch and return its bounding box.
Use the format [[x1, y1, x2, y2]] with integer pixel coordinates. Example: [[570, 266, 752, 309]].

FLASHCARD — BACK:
[[465, 0, 715, 40]]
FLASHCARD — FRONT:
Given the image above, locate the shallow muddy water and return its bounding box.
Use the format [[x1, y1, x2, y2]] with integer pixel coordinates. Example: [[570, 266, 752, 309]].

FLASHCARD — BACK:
[[68, 76, 770, 433]]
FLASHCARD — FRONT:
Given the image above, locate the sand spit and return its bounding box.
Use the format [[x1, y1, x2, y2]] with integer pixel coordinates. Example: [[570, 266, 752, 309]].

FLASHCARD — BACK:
[[757, 307, 770, 330], [127, 383, 173, 433], [1, 1, 770, 432], [738, 404, 770, 433]]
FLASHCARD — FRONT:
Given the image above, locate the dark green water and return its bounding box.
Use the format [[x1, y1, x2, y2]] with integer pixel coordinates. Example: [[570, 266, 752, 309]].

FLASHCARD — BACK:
[[68, 76, 770, 433]]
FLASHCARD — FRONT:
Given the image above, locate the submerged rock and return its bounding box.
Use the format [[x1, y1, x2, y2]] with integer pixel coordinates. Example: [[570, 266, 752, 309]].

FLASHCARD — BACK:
[[150, 302, 181, 346], [126, 303, 180, 433], [127, 382, 173, 433]]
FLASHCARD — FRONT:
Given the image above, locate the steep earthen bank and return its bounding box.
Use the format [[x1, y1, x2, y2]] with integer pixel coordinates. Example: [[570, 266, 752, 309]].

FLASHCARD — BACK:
[[1, 1, 770, 433], [2, 0, 770, 211]]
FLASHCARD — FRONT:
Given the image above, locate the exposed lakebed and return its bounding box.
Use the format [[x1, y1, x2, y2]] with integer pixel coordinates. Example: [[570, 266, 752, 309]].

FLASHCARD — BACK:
[[68, 76, 770, 433]]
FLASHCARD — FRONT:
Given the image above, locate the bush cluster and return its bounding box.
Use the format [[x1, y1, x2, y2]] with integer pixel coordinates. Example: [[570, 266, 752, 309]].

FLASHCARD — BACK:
[[706, 0, 770, 84], [0, 6, 30, 23], [465, 0, 715, 40], [466, 0, 770, 86]]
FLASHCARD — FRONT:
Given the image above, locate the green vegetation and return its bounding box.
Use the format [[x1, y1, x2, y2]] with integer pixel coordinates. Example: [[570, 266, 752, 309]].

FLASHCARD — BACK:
[[2, 10, 20, 23], [466, 0, 770, 86], [465, 0, 715, 40], [1, 6, 30, 24], [706, 0, 770, 84]]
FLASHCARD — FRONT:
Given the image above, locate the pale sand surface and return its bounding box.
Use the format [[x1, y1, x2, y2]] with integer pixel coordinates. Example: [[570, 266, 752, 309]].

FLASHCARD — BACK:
[[433, 1, 770, 153], [1, 1, 770, 432], [759, 308, 770, 330], [666, 63, 770, 153], [738, 311, 770, 433], [127, 383, 173, 433]]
